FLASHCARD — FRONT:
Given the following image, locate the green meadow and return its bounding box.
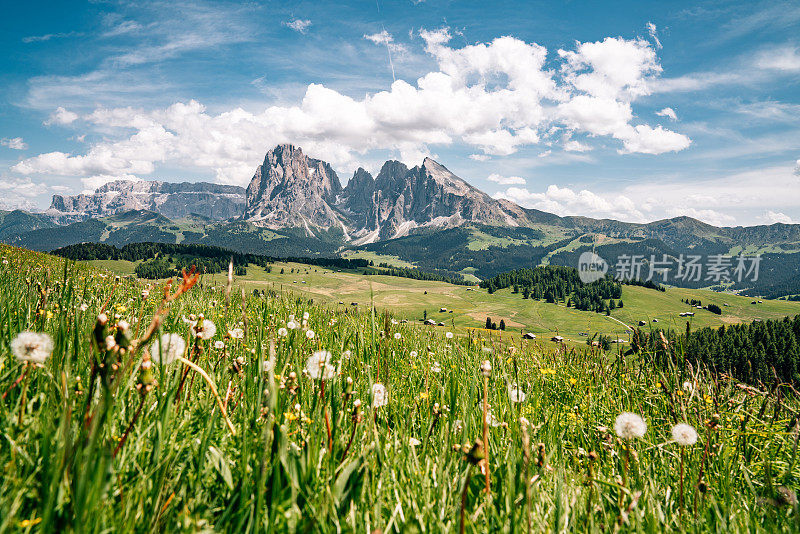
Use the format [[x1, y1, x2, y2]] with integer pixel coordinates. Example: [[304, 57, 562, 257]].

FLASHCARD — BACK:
[[3, 244, 800, 532]]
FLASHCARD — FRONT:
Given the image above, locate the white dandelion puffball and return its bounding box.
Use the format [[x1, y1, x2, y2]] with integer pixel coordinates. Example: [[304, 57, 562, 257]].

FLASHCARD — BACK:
[[228, 328, 244, 339], [481, 360, 492, 377], [11, 331, 54, 364], [682, 381, 694, 393], [190, 319, 217, 340], [445, 331, 454, 339], [287, 320, 298, 330], [671, 423, 698, 446], [263, 359, 274, 373], [394, 332, 401, 340], [305, 351, 336, 380], [213, 340, 225, 350], [372, 383, 388, 407], [79, 303, 89, 312], [303, 312, 310, 320], [431, 361, 442, 373], [409, 350, 418, 358], [509, 387, 526, 403], [150, 334, 186, 365], [409, 437, 421, 446], [305, 329, 315, 340], [614, 412, 647, 439], [343, 350, 352, 359], [278, 327, 288, 337]]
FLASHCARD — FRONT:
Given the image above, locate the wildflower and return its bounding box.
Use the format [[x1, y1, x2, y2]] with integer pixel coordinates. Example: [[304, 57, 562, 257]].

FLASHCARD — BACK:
[[372, 383, 388, 407], [445, 331, 454, 339], [682, 381, 694, 393], [228, 328, 244, 339], [150, 334, 186, 365], [305, 351, 336, 380], [480, 360, 492, 377], [278, 327, 288, 337], [671, 423, 698, 446], [303, 312, 310, 320], [214, 340, 225, 350], [305, 329, 315, 340], [409, 437, 421, 446], [431, 361, 442, 373], [287, 320, 298, 330], [141, 289, 150, 299], [11, 331, 54, 364], [409, 350, 418, 358], [508, 385, 526, 403], [79, 303, 88, 312], [190, 318, 217, 340], [343, 349, 352, 358], [614, 412, 647, 439], [394, 332, 401, 340], [453, 419, 464, 433], [105, 335, 117, 351]]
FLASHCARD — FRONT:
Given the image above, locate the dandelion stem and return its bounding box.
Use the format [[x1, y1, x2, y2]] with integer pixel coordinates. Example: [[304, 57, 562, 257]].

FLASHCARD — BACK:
[[113, 393, 147, 458], [483, 374, 490, 494], [177, 356, 236, 436], [1, 363, 30, 400]]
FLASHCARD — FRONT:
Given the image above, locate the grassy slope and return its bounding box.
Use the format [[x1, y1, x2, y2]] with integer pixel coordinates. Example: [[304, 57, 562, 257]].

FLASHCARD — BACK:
[[104, 259, 800, 344]]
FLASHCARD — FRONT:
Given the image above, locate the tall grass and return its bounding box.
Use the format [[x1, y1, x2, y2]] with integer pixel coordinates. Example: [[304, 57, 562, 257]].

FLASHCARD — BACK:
[[1, 243, 799, 532]]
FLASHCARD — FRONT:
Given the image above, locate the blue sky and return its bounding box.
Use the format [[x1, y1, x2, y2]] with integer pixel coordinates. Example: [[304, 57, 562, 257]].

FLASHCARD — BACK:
[[1, 0, 798, 226]]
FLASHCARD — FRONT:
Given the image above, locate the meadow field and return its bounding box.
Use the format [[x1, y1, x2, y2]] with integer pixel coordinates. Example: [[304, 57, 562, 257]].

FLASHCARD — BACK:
[[3, 243, 800, 532], [88, 259, 800, 346]]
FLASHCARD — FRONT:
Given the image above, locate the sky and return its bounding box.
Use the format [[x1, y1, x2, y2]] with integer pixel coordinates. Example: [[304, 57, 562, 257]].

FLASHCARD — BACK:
[[1, 0, 799, 227]]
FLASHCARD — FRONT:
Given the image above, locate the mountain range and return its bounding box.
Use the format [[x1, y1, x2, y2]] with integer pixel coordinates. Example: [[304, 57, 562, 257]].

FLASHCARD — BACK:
[[3, 144, 799, 296]]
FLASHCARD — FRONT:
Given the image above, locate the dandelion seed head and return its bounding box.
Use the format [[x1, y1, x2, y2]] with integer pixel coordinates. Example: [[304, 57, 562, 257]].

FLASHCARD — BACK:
[[278, 327, 288, 337], [445, 331, 454, 339], [394, 332, 401, 340], [431, 361, 442, 373], [228, 328, 244, 339], [305, 350, 335, 380], [614, 412, 647, 439], [305, 329, 315, 339], [287, 320, 297, 330], [11, 331, 54, 364], [409, 350, 418, 358], [372, 383, 388, 407], [190, 319, 217, 339], [150, 333, 186, 365], [481, 360, 492, 377], [671, 423, 698, 446], [214, 340, 225, 350]]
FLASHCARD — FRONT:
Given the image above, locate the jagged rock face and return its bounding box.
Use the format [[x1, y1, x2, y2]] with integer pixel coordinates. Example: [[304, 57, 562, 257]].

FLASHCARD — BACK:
[[244, 144, 346, 235], [47, 180, 246, 223], [337, 157, 520, 241]]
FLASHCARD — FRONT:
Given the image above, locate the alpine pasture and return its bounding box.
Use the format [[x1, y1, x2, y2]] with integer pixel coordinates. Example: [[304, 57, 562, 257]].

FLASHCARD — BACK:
[[2, 244, 800, 532]]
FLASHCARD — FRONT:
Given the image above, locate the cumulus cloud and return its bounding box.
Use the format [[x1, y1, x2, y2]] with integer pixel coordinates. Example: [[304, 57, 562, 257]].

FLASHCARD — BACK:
[[494, 184, 645, 222], [795, 158, 800, 175], [45, 106, 79, 126], [763, 210, 798, 224], [487, 173, 526, 185], [1, 137, 28, 150], [656, 107, 677, 120], [283, 19, 311, 34], [0, 177, 42, 211], [13, 29, 690, 185]]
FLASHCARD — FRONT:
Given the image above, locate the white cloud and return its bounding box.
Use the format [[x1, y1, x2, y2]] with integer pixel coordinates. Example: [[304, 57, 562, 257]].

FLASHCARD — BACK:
[[664, 207, 736, 227], [45, 107, 79, 126], [0, 177, 43, 211], [563, 139, 591, 152], [469, 154, 490, 161], [13, 29, 690, 185], [22, 31, 83, 43], [795, 158, 800, 175], [283, 19, 312, 34], [646, 22, 662, 50], [754, 45, 800, 72], [487, 173, 526, 185], [763, 210, 798, 224], [1, 137, 28, 150], [494, 184, 645, 222], [656, 107, 677, 120], [364, 30, 407, 55]]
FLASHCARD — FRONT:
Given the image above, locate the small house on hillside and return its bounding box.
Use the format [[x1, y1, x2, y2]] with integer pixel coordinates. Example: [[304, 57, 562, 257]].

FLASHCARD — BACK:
[[551, 335, 564, 342], [523, 332, 536, 339], [638, 320, 647, 326], [440, 307, 448, 312]]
